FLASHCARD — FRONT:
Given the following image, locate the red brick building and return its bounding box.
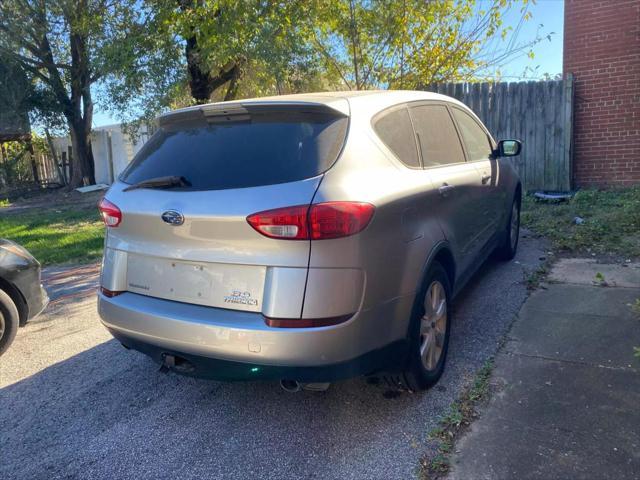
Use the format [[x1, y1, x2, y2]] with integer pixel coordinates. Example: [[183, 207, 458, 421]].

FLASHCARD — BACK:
[[563, 0, 640, 187]]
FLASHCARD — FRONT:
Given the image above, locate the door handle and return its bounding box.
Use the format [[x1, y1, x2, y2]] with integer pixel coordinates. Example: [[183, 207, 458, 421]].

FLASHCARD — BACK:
[[481, 174, 491, 184], [438, 184, 455, 197]]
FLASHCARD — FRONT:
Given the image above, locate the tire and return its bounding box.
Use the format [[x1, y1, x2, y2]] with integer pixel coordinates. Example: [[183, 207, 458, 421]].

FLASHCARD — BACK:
[[495, 193, 521, 261], [385, 261, 452, 392], [0, 288, 19, 356]]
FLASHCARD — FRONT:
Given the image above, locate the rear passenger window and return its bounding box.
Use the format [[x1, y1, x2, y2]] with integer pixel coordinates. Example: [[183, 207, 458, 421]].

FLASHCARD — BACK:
[[409, 105, 465, 167], [373, 106, 420, 168], [451, 108, 493, 162]]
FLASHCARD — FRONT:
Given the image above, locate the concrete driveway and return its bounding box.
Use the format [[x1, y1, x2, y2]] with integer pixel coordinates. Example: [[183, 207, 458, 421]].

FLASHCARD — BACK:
[[0, 235, 545, 480], [449, 260, 640, 479]]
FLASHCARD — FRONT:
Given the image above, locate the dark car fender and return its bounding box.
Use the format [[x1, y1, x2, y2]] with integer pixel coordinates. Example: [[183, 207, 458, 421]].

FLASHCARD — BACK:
[[0, 241, 48, 325]]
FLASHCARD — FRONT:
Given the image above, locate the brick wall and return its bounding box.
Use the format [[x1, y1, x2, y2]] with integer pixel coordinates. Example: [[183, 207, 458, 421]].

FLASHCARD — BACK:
[[563, 0, 640, 187]]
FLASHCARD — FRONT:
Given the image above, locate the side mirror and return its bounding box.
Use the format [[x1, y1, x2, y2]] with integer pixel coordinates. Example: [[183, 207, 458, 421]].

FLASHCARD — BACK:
[[495, 139, 522, 157]]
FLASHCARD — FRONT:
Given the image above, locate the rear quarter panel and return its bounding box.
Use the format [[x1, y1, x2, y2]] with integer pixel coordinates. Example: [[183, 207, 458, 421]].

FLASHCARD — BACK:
[[307, 107, 446, 342]]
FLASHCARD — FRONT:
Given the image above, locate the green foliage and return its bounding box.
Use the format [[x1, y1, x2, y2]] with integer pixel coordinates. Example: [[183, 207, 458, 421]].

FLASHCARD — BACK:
[[113, 0, 551, 119], [1, 0, 551, 139], [312, 0, 546, 90], [525, 263, 549, 290], [521, 187, 640, 258], [428, 453, 450, 474], [0, 51, 32, 135], [0, 207, 104, 266], [593, 272, 607, 286], [140, 1, 327, 105], [0, 0, 185, 185], [0, 133, 53, 188], [0, 142, 33, 185], [0, 3, 183, 124], [99, 1, 186, 126]]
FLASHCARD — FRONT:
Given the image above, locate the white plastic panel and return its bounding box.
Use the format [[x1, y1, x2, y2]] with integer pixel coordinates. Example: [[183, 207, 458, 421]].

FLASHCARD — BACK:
[[126, 253, 266, 313]]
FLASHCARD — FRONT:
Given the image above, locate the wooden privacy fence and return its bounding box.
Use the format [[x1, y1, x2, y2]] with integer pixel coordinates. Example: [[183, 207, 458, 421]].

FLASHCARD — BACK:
[[33, 151, 67, 186], [0, 142, 66, 195], [427, 75, 574, 192]]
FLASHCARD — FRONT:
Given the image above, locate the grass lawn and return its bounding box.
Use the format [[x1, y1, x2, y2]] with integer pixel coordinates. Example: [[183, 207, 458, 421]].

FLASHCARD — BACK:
[[521, 186, 640, 259], [0, 205, 104, 266]]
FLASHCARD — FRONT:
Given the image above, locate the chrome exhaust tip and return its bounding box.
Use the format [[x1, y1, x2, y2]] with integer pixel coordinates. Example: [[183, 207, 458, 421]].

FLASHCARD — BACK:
[[280, 379, 301, 392]]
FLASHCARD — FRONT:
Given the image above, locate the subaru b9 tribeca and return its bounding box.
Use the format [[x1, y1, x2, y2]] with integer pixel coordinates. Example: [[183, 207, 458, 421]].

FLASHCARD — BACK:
[[97, 90, 522, 391]]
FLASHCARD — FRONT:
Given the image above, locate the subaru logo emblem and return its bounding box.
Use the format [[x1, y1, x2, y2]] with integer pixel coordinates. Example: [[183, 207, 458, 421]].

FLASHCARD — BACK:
[[161, 210, 184, 226]]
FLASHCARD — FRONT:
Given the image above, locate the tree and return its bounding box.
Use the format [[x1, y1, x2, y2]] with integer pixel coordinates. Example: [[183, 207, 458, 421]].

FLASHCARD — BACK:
[[0, 0, 176, 187], [94, 0, 552, 139], [152, 0, 327, 104], [311, 0, 547, 90]]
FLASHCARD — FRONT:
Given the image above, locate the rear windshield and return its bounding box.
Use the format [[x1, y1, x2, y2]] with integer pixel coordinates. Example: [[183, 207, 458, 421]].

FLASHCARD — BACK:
[[120, 110, 348, 191]]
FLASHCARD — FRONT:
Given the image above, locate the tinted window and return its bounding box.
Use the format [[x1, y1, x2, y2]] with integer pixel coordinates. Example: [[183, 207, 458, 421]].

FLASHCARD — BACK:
[[409, 105, 465, 167], [120, 111, 348, 191], [452, 108, 493, 162], [373, 106, 420, 168]]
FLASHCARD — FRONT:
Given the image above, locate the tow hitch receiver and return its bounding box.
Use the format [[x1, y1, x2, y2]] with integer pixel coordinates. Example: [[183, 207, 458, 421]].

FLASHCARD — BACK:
[[159, 353, 175, 373], [159, 353, 196, 374]]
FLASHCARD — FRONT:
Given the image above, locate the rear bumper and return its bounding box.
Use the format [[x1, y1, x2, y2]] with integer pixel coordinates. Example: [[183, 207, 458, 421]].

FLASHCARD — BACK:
[[98, 291, 411, 381], [108, 328, 406, 382]]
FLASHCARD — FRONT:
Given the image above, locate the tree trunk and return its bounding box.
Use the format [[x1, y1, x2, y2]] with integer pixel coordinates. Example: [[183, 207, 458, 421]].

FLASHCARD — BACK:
[[66, 18, 96, 189], [185, 36, 244, 103], [68, 116, 95, 188], [223, 62, 243, 101], [185, 36, 215, 103], [180, 1, 243, 103]]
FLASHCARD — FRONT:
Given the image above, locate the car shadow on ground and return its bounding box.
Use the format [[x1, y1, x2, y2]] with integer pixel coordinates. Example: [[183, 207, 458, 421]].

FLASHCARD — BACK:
[[2, 338, 460, 479], [0, 234, 546, 479]]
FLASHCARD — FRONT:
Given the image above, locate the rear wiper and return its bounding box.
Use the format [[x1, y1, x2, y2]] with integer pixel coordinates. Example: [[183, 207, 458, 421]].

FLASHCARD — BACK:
[[123, 176, 191, 192]]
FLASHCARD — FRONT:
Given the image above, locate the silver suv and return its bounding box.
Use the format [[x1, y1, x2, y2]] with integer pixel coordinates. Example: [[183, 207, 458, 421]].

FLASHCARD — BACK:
[[98, 91, 522, 391]]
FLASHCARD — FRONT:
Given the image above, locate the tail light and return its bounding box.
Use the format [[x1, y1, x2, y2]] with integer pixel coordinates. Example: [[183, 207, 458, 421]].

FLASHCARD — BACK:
[[246, 202, 375, 240], [246, 205, 309, 239], [100, 286, 124, 297], [98, 198, 122, 227]]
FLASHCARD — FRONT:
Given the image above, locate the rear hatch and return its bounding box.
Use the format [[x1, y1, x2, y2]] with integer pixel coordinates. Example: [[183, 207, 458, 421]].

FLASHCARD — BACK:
[[101, 101, 349, 316]]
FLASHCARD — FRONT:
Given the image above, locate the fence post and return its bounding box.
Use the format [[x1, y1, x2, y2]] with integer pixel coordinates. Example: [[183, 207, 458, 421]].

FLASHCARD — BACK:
[[107, 131, 115, 184], [25, 137, 40, 185]]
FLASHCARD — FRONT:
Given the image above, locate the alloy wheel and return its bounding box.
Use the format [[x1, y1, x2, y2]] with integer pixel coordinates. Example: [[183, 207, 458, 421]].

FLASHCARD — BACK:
[[420, 280, 448, 371]]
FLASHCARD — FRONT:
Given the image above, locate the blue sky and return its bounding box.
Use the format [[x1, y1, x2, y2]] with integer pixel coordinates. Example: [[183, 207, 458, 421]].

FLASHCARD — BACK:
[[92, 0, 565, 127], [495, 0, 564, 80]]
